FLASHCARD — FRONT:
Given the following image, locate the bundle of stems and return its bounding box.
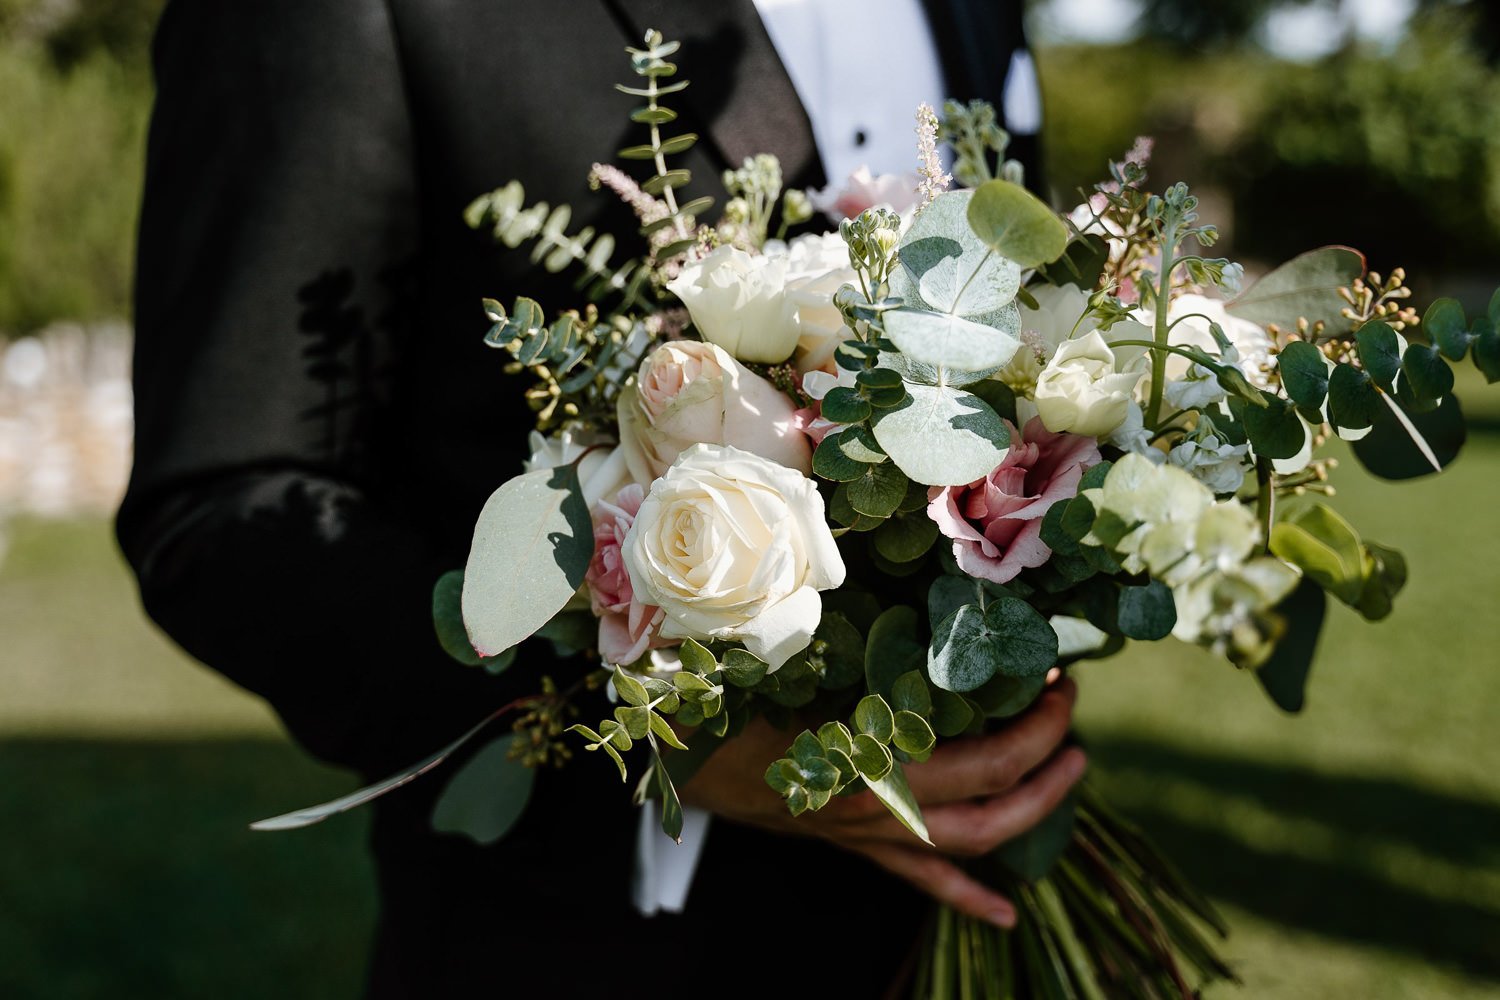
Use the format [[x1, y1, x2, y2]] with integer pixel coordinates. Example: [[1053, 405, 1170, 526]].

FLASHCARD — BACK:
[[912, 785, 1236, 999]]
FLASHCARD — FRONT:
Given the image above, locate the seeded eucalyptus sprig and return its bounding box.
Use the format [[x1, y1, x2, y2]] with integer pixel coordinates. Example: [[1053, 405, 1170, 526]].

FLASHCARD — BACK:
[[616, 30, 712, 263]]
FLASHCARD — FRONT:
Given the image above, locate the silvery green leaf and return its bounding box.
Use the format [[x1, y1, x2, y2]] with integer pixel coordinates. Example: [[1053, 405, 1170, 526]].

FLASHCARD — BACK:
[[462, 467, 594, 657], [898, 190, 1021, 315], [965, 180, 1069, 269], [878, 347, 1007, 389], [863, 762, 932, 845], [883, 307, 1021, 372], [872, 382, 1011, 486]]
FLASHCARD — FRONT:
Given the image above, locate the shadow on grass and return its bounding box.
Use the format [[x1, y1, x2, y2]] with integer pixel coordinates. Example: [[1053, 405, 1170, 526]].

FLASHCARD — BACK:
[[1088, 733, 1500, 981], [0, 737, 376, 1000]]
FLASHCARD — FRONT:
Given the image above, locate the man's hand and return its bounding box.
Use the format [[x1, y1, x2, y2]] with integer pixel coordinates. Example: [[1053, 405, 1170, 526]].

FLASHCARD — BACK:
[[680, 678, 1084, 928]]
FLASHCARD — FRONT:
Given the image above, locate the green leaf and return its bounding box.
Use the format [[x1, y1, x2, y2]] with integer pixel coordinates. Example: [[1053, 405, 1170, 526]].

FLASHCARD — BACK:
[[929, 597, 1058, 693], [617, 143, 659, 160], [813, 433, 868, 482], [900, 189, 1023, 314], [892, 711, 936, 755], [837, 425, 888, 464], [865, 606, 926, 697], [720, 648, 769, 687], [817, 721, 855, 757], [615, 705, 652, 740], [1355, 321, 1402, 391], [461, 467, 594, 657], [855, 695, 896, 743], [846, 461, 908, 518], [641, 169, 691, 195], [1226, 245, 1365, 331], [814, 612, 867, 689], [1233, 392, 1305, 460], [678, 638, 717, 675], [1425, 298, 1472, 361], [1473, 317, 1500, 383], [432, 570, 487, 667], [431, 737, 534, 845], [1326, 363, 1381, 433], [863, 762, 932, 844], [652, 752, 685, 842], [1401, 343, 1454, 404], [1116, 580, 1176, 640], [1255, 579, 1325, 713], [630, 106, 678, 124], [966, 179, 1069, 269], [1034, 233, 1110, 290], [656, 133, 698, 155], [970, 673, 1048, 718], [856, 367, 905, 390], [883, 307, 1022, 372], [1351, 393, 1465, 480], [1277, 340, 1331, 408], [851, 733, 895, 781], [1356, 540, 1407, 621], [930, 689, 975, 737], [874, 511, 940, 563], [1269, 502, 1366, 605], [821, 386, 873, 424], [890, 671, 933, 717], [996, 793, 1076, 881], [613, 668, 650, 707], [872, 382, 1011, 486]]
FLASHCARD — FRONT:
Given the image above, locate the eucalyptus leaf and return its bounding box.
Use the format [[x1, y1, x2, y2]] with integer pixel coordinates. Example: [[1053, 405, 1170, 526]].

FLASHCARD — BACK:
[[865, 606, 925, 697], [1351, 393, 1465, 480], [1425, 298, 1471, 361], [1326, 363, 1381, 433], [462, 467, 594, 657], [855, 695, 896, 743], [1277, 340, 1330, 408], [929, 597, 1058, 692], [1355, 321, 1402, 391], [862, 762, 932, 844], [872, 382, 1011, 486], [1401, 343, 1454, 404], [1226, 245, 1365, 331], [431, 736, 534, 846], [966, 179, 1069, 269], [883, 308, 1022, 372], [899, 189, 1023, 312], [1255, 579, 1326, 713], [846, 461, 909, 518], [1270, 502, 1367, 605], [1116, 580, 1177, 640]]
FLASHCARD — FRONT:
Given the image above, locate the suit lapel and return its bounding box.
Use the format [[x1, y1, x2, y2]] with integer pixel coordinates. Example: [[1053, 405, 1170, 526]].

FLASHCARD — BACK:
[[604, 0, 826, 189]]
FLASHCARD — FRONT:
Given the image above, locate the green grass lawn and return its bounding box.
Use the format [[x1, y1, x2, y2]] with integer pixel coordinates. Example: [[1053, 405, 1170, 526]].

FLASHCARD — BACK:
[[1, 396, 1496, 998]]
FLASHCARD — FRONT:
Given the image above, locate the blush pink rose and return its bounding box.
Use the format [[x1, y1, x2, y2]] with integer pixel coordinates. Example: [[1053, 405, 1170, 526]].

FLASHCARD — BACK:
[[809, 166, 921, 221], [585, 484, 667, 666], [927, 417, 1102, 584]]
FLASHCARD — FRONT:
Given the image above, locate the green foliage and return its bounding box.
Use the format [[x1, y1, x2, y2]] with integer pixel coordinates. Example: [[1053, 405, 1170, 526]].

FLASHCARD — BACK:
[[871, 381, 1012, 487], [1226, 246, 1366, 333], [929, 597, 1059, 693], [967, 179, 1070, 270], [461, 466, 594, 658], [1116, 580, 1177, 641], [615, 30, 707, 253], [1254, 579, 1327, 713], [430, 735, 534, 845], [1269, 502, 1407, 620], [431, 570, 515, 674]]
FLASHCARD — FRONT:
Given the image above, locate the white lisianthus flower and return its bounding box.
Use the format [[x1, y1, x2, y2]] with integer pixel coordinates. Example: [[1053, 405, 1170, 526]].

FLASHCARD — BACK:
[[617, 340, 812, 485], [525, 428, 630, 508], [667, 245, 800, 363], [623, 444, 846, 668], [1033, 330, 1145, 438], [769, 232, 858, 373], [1168, 431, 1251, 495]]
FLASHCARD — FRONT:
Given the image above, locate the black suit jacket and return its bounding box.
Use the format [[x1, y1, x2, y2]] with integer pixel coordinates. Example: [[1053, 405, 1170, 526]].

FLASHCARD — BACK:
[[120, 1, 1039, 994]]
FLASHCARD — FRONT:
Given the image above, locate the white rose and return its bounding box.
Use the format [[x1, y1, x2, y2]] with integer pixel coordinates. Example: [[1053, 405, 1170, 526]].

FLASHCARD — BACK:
[[667, 245, 800, 363], [617, 340, 811, 486], [623, 443, 845, 668], [1033, 330, 1145, 438], [525, 428, 630, 508], [773, 233, 858, 373]]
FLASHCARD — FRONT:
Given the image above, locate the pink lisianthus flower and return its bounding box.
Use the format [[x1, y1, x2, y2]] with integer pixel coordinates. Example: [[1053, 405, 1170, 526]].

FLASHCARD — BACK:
[[809, 166, 921, 221], [585, 484, 667, 666], [927, 417, 1102, 584]]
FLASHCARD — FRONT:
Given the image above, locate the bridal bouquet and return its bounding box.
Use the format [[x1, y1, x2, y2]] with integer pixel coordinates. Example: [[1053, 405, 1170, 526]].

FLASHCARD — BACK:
[[257, 31, 1500, 997]]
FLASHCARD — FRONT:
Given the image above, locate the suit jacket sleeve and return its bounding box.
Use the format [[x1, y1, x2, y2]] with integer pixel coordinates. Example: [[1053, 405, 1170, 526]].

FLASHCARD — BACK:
[[119, 0, 504, 778]]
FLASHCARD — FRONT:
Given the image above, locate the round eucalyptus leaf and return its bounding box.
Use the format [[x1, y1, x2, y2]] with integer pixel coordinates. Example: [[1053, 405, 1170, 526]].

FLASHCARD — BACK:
[[883, 307, 1022, 373], [872, 382, 1011, 486], [965, 179, 1069, 269], [1355, 321, 1402, 391], [1277, 340, 1330, 408]]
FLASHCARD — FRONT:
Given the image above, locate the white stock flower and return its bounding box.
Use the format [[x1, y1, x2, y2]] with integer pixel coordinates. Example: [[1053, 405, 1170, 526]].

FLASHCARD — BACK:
[[617, 340, 811, 485], [623, 444, 845, 668], [1032, 330, 1145, 438], [1153, 294, 1274, 388], [525, 428, 630, 508], [1168, 431, 1251, 494], [1105, 400, 1164, 463], [667, 245, 800, 363]]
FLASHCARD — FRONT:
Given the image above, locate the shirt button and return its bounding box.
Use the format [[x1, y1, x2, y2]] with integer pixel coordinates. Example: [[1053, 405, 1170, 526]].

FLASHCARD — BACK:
[[853, 128, 868, 147]]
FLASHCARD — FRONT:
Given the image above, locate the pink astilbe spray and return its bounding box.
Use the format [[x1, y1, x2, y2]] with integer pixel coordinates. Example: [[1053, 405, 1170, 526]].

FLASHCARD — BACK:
[[589, 162, 669, 228], [914, 103, 952, 211]]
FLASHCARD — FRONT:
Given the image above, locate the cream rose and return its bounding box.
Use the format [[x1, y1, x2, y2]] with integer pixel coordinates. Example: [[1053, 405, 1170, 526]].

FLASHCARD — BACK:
[[622, 443, 845, 668], [1032, 331, 1145, 438], [666, 245, 800, 363], [617, 340, 811, 486], [774, 232, 859, 373]]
